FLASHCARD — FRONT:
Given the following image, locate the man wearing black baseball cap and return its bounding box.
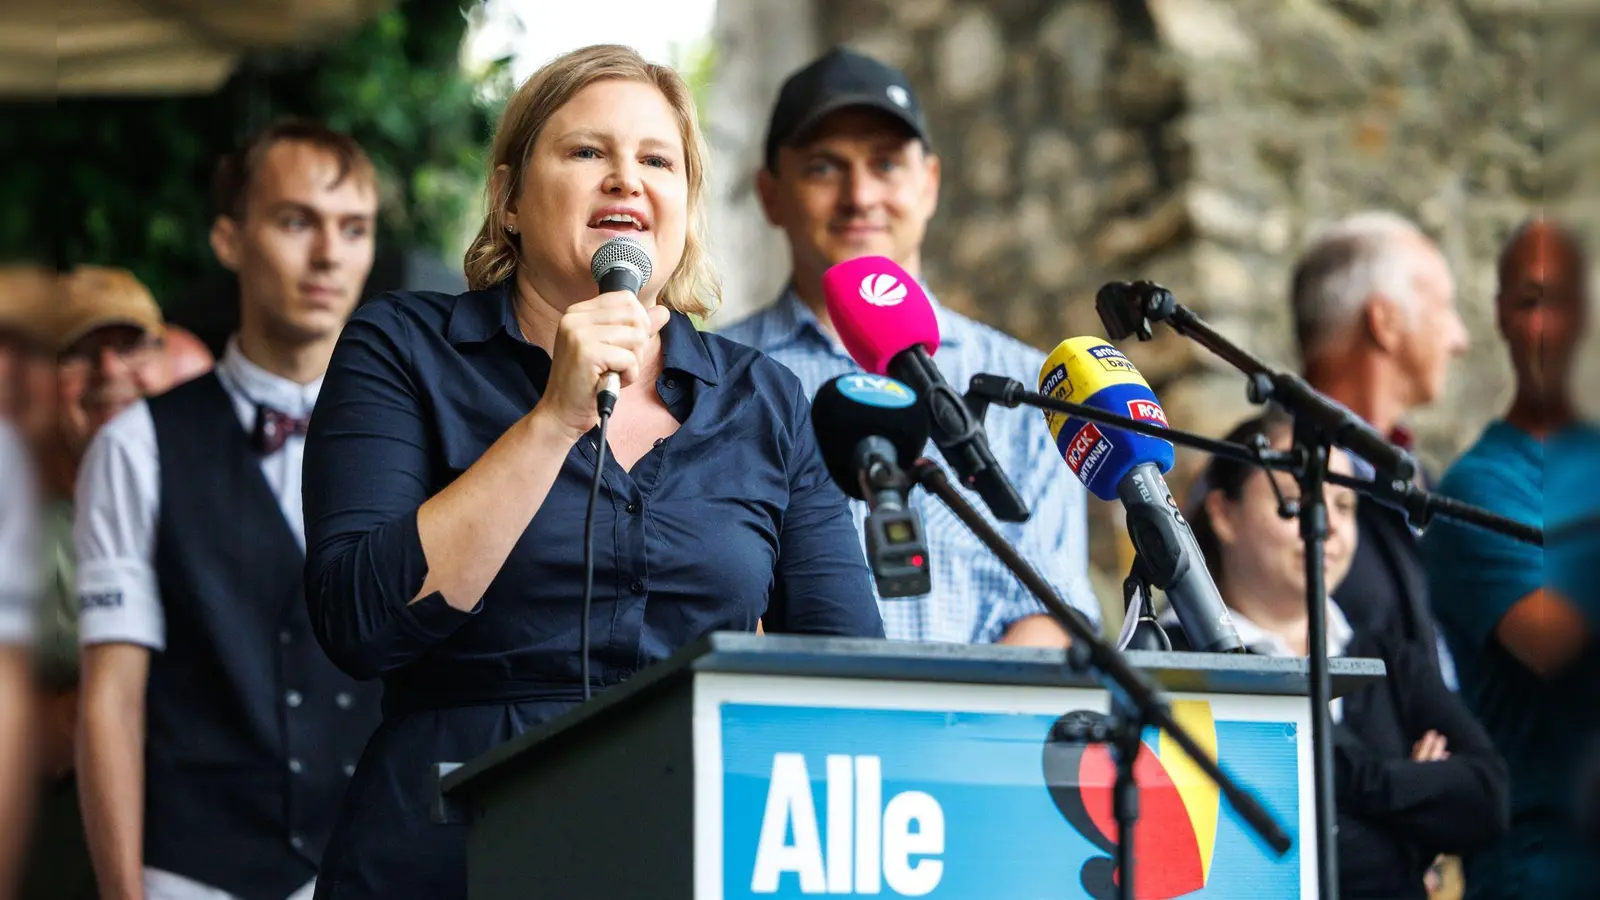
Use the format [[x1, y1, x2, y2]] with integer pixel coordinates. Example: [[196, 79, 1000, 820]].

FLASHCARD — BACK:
[[760, 47, 932, 171], [722, 48, 1099, 648]]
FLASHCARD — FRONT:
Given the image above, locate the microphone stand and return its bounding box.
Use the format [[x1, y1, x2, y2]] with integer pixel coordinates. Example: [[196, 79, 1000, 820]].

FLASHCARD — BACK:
[[966, 368, 1545, 900], [968, 373, 1542, 549], [1086, 279, 1542, 900], [969, 375, 1345, 897], [1344, 470, 1544, 545], [1550, 514, 1600, 543], [1096, 282, 1419, 484], [908, 458, 1294, 900]]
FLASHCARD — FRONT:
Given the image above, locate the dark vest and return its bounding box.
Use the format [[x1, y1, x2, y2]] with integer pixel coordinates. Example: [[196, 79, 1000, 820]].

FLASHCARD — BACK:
[[145, 373, 382, 900]]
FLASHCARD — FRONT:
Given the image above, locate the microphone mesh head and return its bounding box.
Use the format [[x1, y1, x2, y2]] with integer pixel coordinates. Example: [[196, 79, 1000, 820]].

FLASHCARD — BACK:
[[589, 235, 653, 284]]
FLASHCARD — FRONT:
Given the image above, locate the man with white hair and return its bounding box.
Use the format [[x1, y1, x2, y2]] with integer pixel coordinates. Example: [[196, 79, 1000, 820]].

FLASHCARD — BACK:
[[1289, 211, 1469, 681]]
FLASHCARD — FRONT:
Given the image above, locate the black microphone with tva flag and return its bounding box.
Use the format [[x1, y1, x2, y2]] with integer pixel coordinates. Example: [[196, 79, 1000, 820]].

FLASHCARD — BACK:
[[810, 373, 934, 598]]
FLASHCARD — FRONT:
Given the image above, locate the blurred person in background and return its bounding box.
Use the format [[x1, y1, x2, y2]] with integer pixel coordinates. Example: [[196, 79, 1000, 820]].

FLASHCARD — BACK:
[[1422, 217, 1598, 900], [75, 120, 383, 900], [33, 266, 172, 708], [0, 266, 57, 434], [53, 267, 172, 464], [1181, 411, 1508, 899], [1290, 212, 1470, 686], [20, 265, 171, 900], [163, 324, 216, 387], [719, 47, 1096, 646], [32, 266, 171, 740], [0, 264, 50, 895], [0, 410, 43, 896]]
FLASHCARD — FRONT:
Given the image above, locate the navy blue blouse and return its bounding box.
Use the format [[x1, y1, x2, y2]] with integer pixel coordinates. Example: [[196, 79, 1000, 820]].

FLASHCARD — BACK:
[[304, 283, 882, 703], [300, 285, 881, 898]]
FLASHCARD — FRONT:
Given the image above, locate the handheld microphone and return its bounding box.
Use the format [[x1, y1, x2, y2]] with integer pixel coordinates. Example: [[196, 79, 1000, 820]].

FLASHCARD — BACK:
[[589, 236, 653, 417], [1039, 337, 1244, 653], [579, 236, 652, 701], [811, 373, 933, 598], [821, 256, 1029, 523]]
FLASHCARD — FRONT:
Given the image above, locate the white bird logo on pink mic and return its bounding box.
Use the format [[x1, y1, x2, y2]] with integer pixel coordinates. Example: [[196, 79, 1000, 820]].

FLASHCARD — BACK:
[[858, 273, 908, 307]]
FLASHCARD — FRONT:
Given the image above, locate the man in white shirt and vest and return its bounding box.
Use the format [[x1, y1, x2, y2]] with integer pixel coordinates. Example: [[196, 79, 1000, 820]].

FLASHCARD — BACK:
[[75, 120, 384, 900]]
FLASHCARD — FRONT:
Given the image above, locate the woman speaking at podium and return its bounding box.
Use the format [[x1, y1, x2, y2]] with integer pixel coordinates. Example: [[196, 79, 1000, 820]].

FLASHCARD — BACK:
[[300, 44, 883, 899]]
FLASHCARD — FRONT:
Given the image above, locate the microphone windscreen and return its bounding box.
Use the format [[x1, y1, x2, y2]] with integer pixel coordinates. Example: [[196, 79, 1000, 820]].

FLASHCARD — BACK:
[[589, 235, 653, 285], [821, 256, 941, 375], [1038, 337, 1175, 502], [810, 373, 929, 501]]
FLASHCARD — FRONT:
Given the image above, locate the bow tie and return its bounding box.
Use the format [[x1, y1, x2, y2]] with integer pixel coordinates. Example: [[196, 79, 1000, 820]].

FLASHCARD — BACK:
[[253, 404, 310, 455]]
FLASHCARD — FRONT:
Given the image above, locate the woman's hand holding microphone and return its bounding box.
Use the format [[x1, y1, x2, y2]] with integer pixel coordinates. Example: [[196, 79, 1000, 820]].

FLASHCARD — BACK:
[[536, 290, 671, 441], [413, 287, 668, 611]]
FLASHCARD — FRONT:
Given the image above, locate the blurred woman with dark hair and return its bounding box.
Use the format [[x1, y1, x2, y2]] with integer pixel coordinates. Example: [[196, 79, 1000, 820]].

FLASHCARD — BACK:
[[1174, 411, 1509, 899]]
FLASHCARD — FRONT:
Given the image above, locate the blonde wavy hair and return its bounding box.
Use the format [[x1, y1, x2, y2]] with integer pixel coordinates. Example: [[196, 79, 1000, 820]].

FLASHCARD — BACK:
[[463, 44, 721, 318]]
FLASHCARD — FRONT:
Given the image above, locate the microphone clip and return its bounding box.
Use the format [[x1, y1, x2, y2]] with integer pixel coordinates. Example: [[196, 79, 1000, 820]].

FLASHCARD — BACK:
[[1095, 281, 1177, 342], [890, 350, 1030, 523], [1245, 432, 1303, 521], [1116, 555, 1173, 652], [853, 437, 932, 599]]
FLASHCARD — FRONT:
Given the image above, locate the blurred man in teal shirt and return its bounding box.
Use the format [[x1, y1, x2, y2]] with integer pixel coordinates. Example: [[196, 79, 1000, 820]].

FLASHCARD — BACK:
[[1423, 218, 1599, 898]]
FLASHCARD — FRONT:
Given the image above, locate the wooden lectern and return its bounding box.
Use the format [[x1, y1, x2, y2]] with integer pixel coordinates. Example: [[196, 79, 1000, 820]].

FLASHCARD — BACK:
[[440, 633, 1383, 899]]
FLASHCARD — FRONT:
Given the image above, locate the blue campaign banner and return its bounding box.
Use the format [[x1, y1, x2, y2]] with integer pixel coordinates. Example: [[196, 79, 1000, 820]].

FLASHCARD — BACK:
[[720, 702, 1300, 899]]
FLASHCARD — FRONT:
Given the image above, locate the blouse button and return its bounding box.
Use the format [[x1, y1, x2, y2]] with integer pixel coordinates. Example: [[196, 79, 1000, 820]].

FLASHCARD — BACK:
[[626, 502, 641, 515], [630, 579, 645, 594]]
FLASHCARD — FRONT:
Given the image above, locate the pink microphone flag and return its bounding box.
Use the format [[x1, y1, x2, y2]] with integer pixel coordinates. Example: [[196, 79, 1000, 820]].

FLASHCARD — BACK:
[[820, 256, 941, 375]]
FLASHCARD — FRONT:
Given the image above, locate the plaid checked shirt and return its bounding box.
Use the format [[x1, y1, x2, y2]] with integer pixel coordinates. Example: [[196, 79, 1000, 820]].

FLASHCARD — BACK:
[[718, 288, 1100, 643]]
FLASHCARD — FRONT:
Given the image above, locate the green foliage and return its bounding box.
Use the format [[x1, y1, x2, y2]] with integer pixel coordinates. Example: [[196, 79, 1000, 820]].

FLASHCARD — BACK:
[[1, 0, 504, 306], [673, 36, 718, 128]]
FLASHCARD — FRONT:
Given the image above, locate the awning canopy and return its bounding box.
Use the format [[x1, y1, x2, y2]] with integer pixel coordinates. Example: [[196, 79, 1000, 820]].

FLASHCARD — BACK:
[[2, 0, 393, 97]]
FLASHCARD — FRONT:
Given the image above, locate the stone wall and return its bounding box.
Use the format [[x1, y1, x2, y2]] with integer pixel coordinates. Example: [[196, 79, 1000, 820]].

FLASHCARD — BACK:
[[704, 0, 820, 321], [1159, 0, 1556, 463], [707, 0, 1569, 627]]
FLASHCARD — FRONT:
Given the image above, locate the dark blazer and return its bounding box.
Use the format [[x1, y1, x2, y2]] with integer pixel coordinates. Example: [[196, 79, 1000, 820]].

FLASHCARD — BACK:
[[1332, 628, 1509, 898], [1334, 495, 1443, 672], [1164, 626, 1510, 899]]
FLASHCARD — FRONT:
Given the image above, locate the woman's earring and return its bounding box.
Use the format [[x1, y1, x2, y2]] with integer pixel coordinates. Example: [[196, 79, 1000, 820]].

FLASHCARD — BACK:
[[505, 222, 518, 235]]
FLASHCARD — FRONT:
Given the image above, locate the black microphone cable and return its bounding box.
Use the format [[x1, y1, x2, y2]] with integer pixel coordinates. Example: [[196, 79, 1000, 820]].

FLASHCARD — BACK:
[[582, 236, 649, 703], [580, 406, 613, 703]]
